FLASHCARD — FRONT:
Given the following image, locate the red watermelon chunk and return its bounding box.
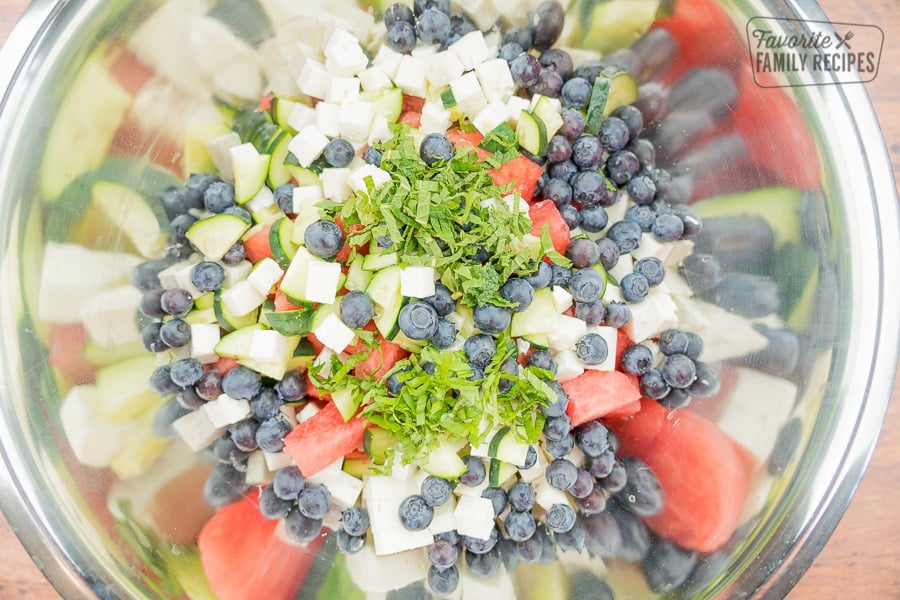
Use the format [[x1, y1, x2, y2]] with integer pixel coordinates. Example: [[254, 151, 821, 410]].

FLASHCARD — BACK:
[[490, 155, 544, 202], [606, 398, 758, 552], [529, 200, 570, 255], [562, 370, 642, 427], [198, 490, 324, 600], [284, 401, 367, 477], [353, 336, 410, 380]]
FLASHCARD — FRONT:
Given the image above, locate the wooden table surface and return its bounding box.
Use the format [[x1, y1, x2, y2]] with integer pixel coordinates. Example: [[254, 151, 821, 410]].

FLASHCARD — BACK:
[[0, 0, 897, 598]]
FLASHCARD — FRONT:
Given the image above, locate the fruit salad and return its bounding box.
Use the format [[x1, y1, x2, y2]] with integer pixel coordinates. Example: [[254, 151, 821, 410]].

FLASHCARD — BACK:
[[35, 0, 825, 598]]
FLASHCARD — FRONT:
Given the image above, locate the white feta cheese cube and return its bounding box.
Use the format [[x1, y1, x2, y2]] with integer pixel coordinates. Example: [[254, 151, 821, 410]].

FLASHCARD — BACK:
[[296, 401, 321, 422], [313, 313, 356, 353], [625, 292, 680, 343], [348, 163, 392, 193], [475, 58, 515, 102], [401, 265, 436, 298], [59, 385, 129, 467], [263, 450, 295, 472], [287, 102, 316, 132], [663, 266, 693, 296], [291, 184, 324, 214], [372, 45, 404, 80], [172, 410, 223, 452], [449, 30, 493, 71], [206, 131, 242, 180], [321, 167, 352, 202], [308, 459, 364, 509], [534, 480, 572, 511], [220, 279, 266, 316], [551, 285, 574, 313], [419, 101, 452, 134], [172, 263, 203, 298], [428, 497, 457, 535], [244, 451, 273, 485], [249, 329, 289, 364], [288, 125, 330, 167], [449, 71, 487, 117], [667, 239, 695, 266], [555, 349, 585, 382], [583, 325, 618, 371], [221, 260, 252, 288], [202, 394, 251, 428], [393, 55, 428, 98], [505, 96, 531, 126], [426, 51, 465, 88], [247, 257, 284, 295], [339, 100, 374, 142], [602, 283, 624, 304], [548, 314, 589, 351], [315, 101, 342, 137], [323, 29, 369, 77], [358, 66, 392, 92], [80, 286, 142, 348], [245, 185, 276, 214], [455, 0, 503, 30], [411, 43, 440, 58], [473, 100, 510, 136], [368, 114, 394, 144], [454, 495, 495, 540], [608, 252, 633, 283], [190, 323, 221, 363], [296, 58, 331, 99], [632, 234, 672, 263], [304, 258, 342, 304], [326, 76, 361, 104]]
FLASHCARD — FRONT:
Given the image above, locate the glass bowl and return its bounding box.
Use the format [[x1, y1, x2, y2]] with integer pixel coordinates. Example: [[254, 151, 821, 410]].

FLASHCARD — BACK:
[[0, 0, 897, 598]]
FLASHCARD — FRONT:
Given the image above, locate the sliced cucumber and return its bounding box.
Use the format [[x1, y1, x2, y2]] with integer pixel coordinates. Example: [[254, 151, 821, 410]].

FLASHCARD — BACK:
[[214, 323, 265, 358], [511, 288, 557, 338], [264, 307, 316, 337], [585, 66, 638, 135], [267, 129, 294, 188], [285, 164, 322, 187], [231, 142, 271, 204], [332, 387, 360, 421], [285, 339, 316, 371], [269, 216, 298, 268], [183, 306, 218, 325], [89, 181, 171, 258], [361, 251, 399, 271], [269, 97, 299, 131], [516, 110, 548, 156], [365, 266, 404, 339], [363, 86, 404, 123], [364, 427, 398, 465], [214, 289, 260, 332], [440, 88, 457, 109], [184, 121, 233, 176], [387, 329, 425, 353], [692, 186, 803, 248], [520, 333, 550, 349], [581, 0, 659, 54], [186, 213, 251, 259], [345, 255, 374, 291], [487, 426, 531, 466], [310, 301, 340, 332], [488, 458, 519, 487], [530, 96, 564, 139], [279, 247, 313, 303], [421, 439, 468, 479]]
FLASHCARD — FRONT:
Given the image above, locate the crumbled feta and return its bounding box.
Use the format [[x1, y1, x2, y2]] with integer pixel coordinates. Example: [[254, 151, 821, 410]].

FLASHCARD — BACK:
[[357, 66, 393, 92], [348, 163, 391, 193], [287, 102, 316, 132], [419, 101, 452, 134], [449, 30, 493, 71], [426, 51, 465, 88], [326, 76, 361, 104], [454, 495, 495, 540], [304, 258, 342, 304], [372, 44, 404, 80], [339, 100, 374, 142], [475, 58, 515, 102], [220, 279, 266, 316], [246, 257, 284, 295], [323, 28, 369, 77], [473, 100, 509, 136]]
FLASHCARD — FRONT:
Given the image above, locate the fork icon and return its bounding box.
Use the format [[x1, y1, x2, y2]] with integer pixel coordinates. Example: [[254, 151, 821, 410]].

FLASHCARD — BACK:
[[835, 30, 854, 49]]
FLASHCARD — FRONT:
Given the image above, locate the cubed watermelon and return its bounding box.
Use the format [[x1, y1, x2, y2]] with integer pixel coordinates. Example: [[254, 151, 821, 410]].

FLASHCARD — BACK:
[[48, 323, 95, 384], [198, 490, 324, 600], [353, 336, 410, 380], [606, 398, 758, 552], [563, 369, 642, 427], [490, 155, 544, 202], [243, 222, 275, 264], [283, 401, 367, 476], [529, 200, 570, 255], [273, 290, 301, 312]]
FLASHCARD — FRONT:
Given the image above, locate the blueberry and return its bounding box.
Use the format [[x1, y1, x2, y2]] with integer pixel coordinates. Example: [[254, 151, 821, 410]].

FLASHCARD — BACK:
[[505, 510, 537, 542], [159, 318, 191, 347], [386, 20, 417, 53], [223, 205, 252, 224], [499, 277, 535, 312], [213, 434, 249, 469], [625, 204, 656, 231], [339, 290, 375, 329], [554, 517, 585, 553], [595, 237, 620, 271], [641, 538, 698, 593], [503, 26, 533, 50], [568, 467, 595, 499], [304, 219, 344, 258], [611, 105, 645, 139], [561, 76, 591, 109], [549, 262, 573, 287], [284, 506, 323, 543], [398, 495, 434, 530], [620, 343, 653, 375], [386, 366, 411, 395], [259, 484, 293, 520], [416, 8, 451, 44], [531, 67, 564, 97], [193, 369, 222, 401], [628, 138, 657, 169], [158, 186, 189, 220], [169, 214, 196, 245], [541, 177, 572, 207], [463, 528, 498, 554], [160, 288, 193, 317], [575, 420, 610, 457], [384, 2, 415, 27], [421, 475, 453, 507], [603, 301, 631, 328], [582, 511, 622, 558], [203, 181, 236, 213], [658, 328, 703, 359], [130, 259, 170, 292], [499, 41, 524, 62], [176, 387, 205, 410], [540, 48, 574, 79], [546, 135, 573, 164], [413, 0, 450, 15], [627, 174, 657, 205], [548, 158, 578, 182], [221, 241, 247, 265], [572, 300, 604, 326], [465, 544, 503, 577], [661, 353, 697, 388], [222, 366, 262, 400], [606, 150, 641, 185], [298, 484, 331, 520], [558, 108, 586, 140], [526, 349, 557, 374], [420, 133, 454, 166], [659, 387, 692, 409], [169, 358, 203, 387], [653, 213, 685, 242], [543, 413, 571, 441], [634, 256, 665, 287], [274, 183, 296, 214], [545, 458, 578, 490], [336, 530, 366, 554], [250, 387, 283, 420], [190, 261, 226, 293], [610, 503, 652, 562], [482, 486, 508, 516], [427, 564, 459, 596], [606, 220, 643, 253], [185, 173, 221, 209], [473, 303, 511, 334], [639, 368, 671, 400], [545, 503, 576, 534], [149, 365, 180, 395], [398, 301, 439, 340], [323, 137, 354, 168], [671, 205, 703, 238], [422, 282, 455, 316], [139, 289, 166, 319], [525, 260, 552, 289], [340, 506, 370, 536], [580, 205, 609, 233], [620, 272, 650, 302], [255, 414, 292, 452], [616, 458, 663, 517], [510, 53, 541, 87], [529, 0, 565, 50], [568, 268, 605, 303], [508, 482, 536, 512], [273, 465, 306, 500], [363, 146, 382, 166], [598, 117, 630, 152], [152, 398, 191, 439], [545, 432, 575, 458], [585, 450, 616, 478], [428, 538, 459, 570], [428, 318, 457, 349], [141, 322, 166, 352], [519, 445, 538, 470], [459, 455, 486, 487], [566, 238, 601, 269], [571, 136, 602, 168], [515, 535, 543, 563], [203, 463, 247, 508], [688, 361, 720, 397], [559, 203, 581, 229]]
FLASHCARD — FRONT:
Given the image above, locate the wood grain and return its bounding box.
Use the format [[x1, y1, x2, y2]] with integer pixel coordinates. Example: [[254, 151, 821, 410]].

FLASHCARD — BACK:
[[0, 0, 896, 598]]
